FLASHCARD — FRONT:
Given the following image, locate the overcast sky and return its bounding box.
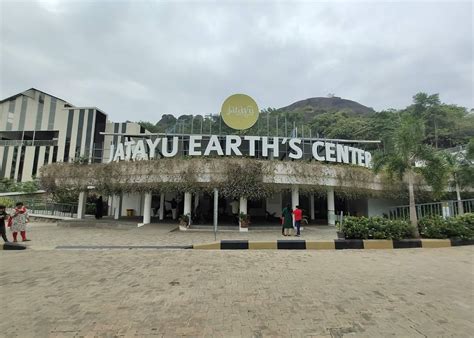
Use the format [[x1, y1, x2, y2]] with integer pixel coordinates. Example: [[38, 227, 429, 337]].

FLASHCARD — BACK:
[[1, 0, 472, 122]]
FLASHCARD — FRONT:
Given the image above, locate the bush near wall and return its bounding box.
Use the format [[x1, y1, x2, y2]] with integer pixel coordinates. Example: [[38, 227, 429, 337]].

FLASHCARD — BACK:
[[342, 216, 416, 240], [0, 197, 15, 208], [418, 213, 474, 240]]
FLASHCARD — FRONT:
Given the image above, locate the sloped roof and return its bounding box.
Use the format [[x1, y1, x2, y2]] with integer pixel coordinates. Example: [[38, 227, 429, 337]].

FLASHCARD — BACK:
[[0, 87, 75, 106]]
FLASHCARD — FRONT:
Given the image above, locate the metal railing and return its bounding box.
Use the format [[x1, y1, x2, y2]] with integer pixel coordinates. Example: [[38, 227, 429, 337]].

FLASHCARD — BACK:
[[389, 199, 473, 220], [7, 199, 95, 218], [25, 199, 78, 218]]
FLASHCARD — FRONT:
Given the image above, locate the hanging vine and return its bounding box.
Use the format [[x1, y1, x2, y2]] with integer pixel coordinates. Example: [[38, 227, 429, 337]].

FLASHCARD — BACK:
[[38, 157, 424, 201], [218, 160, 275, 200]]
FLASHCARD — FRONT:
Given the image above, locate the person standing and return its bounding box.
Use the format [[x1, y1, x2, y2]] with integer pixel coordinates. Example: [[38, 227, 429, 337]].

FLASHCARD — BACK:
[[166, 198, 178, 220], [95, 196, 104, 219], [9, 202, 30, 242], [293, 205, 303, 237], [0, 205, 9, 242], [281, 204, 293, 236], [230, 199, 239, 224]]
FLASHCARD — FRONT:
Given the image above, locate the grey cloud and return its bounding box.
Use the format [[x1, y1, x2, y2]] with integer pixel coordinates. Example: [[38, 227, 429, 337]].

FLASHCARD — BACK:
[[1, 0, 472, 123]]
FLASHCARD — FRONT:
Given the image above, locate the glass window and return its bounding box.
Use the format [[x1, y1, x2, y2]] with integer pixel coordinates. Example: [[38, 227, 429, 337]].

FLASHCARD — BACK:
[[0, 131, 23, 140], [34, 131, 59, 140], [24, 131, 34, 140]]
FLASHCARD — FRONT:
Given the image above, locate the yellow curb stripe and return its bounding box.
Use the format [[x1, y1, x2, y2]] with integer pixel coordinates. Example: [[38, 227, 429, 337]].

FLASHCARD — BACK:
[[363, 240, 394, 249], [421, 239, 451, 248], [248, 241, 278, 250], [305, 241, 335, 250], [193, 242, 220, 250]]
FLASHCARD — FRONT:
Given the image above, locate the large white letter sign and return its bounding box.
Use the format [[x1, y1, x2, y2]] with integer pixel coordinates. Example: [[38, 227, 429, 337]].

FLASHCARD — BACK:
[[162, 137, 179, 157], [364, 152, 372, 168], [124, 139, 135, 161], [288, 138, 303, 159], [357, 149, 365, 166], [312, 141, 325, 161], [132, 140, 148, 161], [325, 143, 336, 162], [348, 147, 358, 165], [106, 144, 115, 163], [204, 135, 224, 156], [336, 144, 349, 164], [244, 136, 260, 157], [225, 135, 242, 156], [189, 135, 202, 156], [146, 138, 161, 159], [262, 137, 279, 157], [107, 133, 373, 167], [113, 143, 125, 161]]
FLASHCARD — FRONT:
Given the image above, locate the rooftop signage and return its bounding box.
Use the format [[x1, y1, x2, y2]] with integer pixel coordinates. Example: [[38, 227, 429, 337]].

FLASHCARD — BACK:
[[220, 94, 259, 130], [106, 135, 372, 168]]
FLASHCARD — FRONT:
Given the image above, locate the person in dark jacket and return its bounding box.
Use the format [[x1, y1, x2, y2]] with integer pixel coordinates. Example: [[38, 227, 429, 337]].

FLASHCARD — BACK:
[[281, 204, 293, 236], [166, 198, 178, 220], [0, 205, 9, 242], [95, 196, 104, 219]]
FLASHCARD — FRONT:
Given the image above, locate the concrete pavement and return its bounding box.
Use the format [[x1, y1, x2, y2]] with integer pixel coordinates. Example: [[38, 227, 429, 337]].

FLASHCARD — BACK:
[[0, 222, 473, 337]]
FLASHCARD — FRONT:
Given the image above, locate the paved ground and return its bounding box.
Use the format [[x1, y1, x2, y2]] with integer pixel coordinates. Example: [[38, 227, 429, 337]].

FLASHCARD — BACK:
[[12, 222, 338, 250], [1, 223, 473, 337]]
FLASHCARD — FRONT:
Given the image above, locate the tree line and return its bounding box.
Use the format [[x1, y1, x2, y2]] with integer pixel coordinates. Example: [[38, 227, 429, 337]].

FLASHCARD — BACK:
[[138, 92, 473, 151]]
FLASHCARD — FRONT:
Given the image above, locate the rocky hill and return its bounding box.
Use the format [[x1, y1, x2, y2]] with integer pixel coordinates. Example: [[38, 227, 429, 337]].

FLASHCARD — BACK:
[[144, 96, 375, 133], [278, 96, 375, 116]]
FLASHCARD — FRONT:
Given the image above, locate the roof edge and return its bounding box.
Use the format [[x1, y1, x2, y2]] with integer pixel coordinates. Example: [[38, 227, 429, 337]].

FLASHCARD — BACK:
[[0, 87, 75, 106]]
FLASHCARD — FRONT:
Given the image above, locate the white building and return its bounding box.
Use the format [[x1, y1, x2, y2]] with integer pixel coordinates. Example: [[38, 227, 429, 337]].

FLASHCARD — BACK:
[[2, 88, 406, 227], [0, 88, 147, 182]]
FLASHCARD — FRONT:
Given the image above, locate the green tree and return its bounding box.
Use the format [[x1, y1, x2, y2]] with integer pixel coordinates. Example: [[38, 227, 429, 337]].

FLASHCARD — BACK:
[[443, 149, 474, 214], [467, 138, 474, 160], [309, 111, 366, 139], [408, 93, 471, 148], [137, 121, 160, 133], [373, 114, 450, 234]]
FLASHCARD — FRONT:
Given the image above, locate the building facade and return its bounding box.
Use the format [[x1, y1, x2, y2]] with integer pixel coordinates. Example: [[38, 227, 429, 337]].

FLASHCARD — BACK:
[[3, 88, 413, 227], [0, 88, 147, 182]]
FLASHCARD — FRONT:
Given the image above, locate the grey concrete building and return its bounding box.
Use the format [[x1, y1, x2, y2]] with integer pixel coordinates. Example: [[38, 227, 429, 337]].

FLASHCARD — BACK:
[[0, 88, 146, 182]]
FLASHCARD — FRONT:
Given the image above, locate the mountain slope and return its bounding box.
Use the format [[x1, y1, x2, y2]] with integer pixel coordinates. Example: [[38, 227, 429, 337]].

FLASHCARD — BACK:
[[278, 96, 375, 116]]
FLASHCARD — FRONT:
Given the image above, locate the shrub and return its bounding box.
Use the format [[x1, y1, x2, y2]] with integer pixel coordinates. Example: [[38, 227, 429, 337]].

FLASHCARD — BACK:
[[342, 216, 415, 240], [0, 197, 15, 208], [455, 213, 474, 229], [0, 178, 39, 193], [418, 213, 474, 240], [418, 216, 446, 238], [179, 214, 190, 225]]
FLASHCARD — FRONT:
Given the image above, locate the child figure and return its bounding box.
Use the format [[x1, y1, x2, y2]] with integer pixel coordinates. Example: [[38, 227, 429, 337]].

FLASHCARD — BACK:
[[0, 205, 9, 242]]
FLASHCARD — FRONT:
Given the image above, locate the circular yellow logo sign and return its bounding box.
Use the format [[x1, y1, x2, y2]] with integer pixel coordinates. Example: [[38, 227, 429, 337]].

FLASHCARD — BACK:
[[221, 94, 259, 130]]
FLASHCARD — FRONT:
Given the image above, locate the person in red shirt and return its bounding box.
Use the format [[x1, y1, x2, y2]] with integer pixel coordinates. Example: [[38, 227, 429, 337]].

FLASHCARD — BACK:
[[293, 205, 303, 237]]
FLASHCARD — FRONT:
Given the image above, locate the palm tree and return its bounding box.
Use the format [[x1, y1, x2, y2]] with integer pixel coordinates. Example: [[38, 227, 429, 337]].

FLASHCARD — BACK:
[[444, 141, 474, 214], [373, 114, 450, 236]]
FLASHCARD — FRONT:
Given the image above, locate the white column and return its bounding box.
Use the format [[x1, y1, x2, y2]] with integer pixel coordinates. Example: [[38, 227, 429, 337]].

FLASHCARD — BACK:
[[77, 191, 87, 219], [213, 188, 218, 232], [310, 194, 315, 220], [239, 197, 247, 214], [143, 192, 152, 224], [113, 194, 121, 220], [159, 193, 165, 220], [184, 192, 192, 215], [107, 195, 113, 216], [291, 185, 299, 209], [327, 187, 335, 226]]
